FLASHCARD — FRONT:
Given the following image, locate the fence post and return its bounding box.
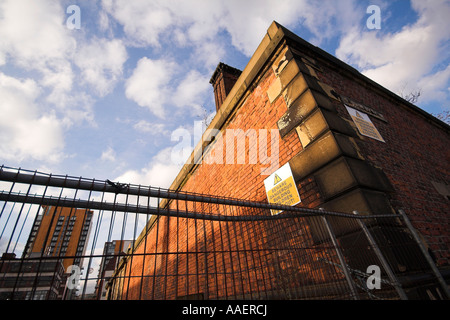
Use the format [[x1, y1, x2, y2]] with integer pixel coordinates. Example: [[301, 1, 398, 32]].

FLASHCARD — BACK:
[[321, 215, 360, 300], [398, 209, 450, 299], [353, 211, 408, 300]]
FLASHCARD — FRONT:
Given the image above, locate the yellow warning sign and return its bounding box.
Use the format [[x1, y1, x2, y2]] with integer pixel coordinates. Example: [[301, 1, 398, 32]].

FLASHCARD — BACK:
[[273, 174, 282, 185], [345, 105, 385, 142], [264, 163, 301, 215], [267, 176, 301, 215]]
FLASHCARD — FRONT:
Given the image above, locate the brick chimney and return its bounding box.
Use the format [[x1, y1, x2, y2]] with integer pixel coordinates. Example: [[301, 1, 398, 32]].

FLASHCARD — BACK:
[[210, 62, 242, 111]]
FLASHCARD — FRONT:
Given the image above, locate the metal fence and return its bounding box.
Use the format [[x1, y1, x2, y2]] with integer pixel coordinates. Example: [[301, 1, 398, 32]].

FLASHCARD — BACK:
[[0, 165, 448, 300]]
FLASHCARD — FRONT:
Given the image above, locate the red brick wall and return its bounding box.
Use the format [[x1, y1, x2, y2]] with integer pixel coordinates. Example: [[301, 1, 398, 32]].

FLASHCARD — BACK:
[[117, 211, 345, 300], [186, 70, 299, 199], [180, 67, 323, 208], [116, 61, 334, 300], [315, 57, 450, 266]]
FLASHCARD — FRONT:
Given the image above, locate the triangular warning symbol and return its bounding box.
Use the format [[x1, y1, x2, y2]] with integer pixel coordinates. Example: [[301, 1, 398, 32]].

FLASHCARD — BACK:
[[355, 111, 364, 119], [274, 174, 282, 185]]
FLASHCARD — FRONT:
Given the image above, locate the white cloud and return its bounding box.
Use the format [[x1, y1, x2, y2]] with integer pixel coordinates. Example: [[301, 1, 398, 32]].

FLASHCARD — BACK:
[[0, 1, 128, 129], [0, 0, 103, 137], [0, 72, 65, 163], [133, 120, 169, 136], [125, 57, 177, 118], [98, 9, 111, 33], [298, 0, 361, 45], [74, 38, 128, 97], [192, 41, 226, 69], [417, 65, 450, 106], [0, 0, 75, 67], [101, 146, 116, 162], [101, 0, 361, 57], [125, 58, 211, 118], [133, 120, 156, 133], [101, 0, 174, 47], [336, 0, 450, 105], [172, 70, 210, 109], [114, 147, 182, 189], [0, 0, 76, 100], [217, 0, 305, 55]]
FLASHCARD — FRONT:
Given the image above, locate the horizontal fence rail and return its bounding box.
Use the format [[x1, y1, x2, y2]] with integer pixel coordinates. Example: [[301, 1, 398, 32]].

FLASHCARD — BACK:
[[0, 165, 448, 300], [0, 167, 396, 219]]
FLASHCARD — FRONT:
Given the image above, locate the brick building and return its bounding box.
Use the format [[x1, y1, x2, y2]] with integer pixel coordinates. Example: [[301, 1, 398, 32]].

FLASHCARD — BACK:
[[109, 22, 449, 300], [23, 206, 93, 271], [0, 252, 65, 300], [20, 206, 93, 298], [95, 240, 132, 300]]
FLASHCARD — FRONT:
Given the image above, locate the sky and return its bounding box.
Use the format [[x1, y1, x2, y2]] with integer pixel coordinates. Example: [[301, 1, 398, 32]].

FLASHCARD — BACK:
[[0, 0, 449, 190]]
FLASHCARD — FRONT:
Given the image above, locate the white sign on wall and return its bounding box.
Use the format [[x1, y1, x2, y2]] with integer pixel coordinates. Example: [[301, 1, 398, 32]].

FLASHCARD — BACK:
[[345, 105, 385, 142]]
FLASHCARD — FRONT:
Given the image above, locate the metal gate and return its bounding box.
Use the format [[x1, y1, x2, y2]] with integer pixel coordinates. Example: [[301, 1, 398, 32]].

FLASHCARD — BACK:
[[0, 165, 448, 300]]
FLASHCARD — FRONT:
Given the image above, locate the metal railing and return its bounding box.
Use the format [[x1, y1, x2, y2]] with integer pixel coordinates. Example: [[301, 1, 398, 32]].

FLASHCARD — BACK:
[[0, 165, 448, 300]]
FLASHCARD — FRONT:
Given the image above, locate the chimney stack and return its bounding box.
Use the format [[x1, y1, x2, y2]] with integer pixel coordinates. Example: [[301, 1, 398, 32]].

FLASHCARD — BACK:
[[210, 62, 242, 111]]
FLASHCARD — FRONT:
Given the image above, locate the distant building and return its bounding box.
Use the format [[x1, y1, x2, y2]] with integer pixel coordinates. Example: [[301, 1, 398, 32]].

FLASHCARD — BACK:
[[95, 240, 132, 300], [22, 206, 93, 298], [23, 206, 93, 270], [0, 252, 64, 300]]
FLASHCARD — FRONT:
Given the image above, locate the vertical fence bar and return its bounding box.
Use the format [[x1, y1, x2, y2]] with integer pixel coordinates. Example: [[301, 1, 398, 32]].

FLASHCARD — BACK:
[[184, 198, 189, 298], [222, 205, 238, 299], [398, 209, 450, 299], [321, 216, 359, 300], [207, 203, 219, 299], [216, 207, 230, 299], [12, 202, 32, 253], [193, 201, 200, 298], [353, 211, 408, 300], [152, 191, 161, 300], [200, 202, 209, 299], [139, 194, 152, 300]]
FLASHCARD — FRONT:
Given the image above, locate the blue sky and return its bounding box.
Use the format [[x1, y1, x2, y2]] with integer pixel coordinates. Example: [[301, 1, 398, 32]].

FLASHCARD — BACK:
[[0, 0, 449, 190]]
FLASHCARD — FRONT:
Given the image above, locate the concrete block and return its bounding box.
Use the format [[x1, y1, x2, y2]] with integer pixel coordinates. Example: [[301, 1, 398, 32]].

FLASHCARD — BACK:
[[289, 131, 364, 181], [277, 89, 334, 137], [278, 59, 307, 88], [272, 46, 292, 77], [314, 157, 395, 200], [282, 74, 312, 107], [314, 157, 358, 200], [267, 77, 283, 103], [295, 109, 328, 147], [283, 72, 339, 108], [333, 132, 365, 160], [296, 61, 319, 78], [268, 57, 318, 104], [307, 187, 395, 243], [294, 108, 355, 145], [289, 131, 341, 181], [321, 188, 395, 216]]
